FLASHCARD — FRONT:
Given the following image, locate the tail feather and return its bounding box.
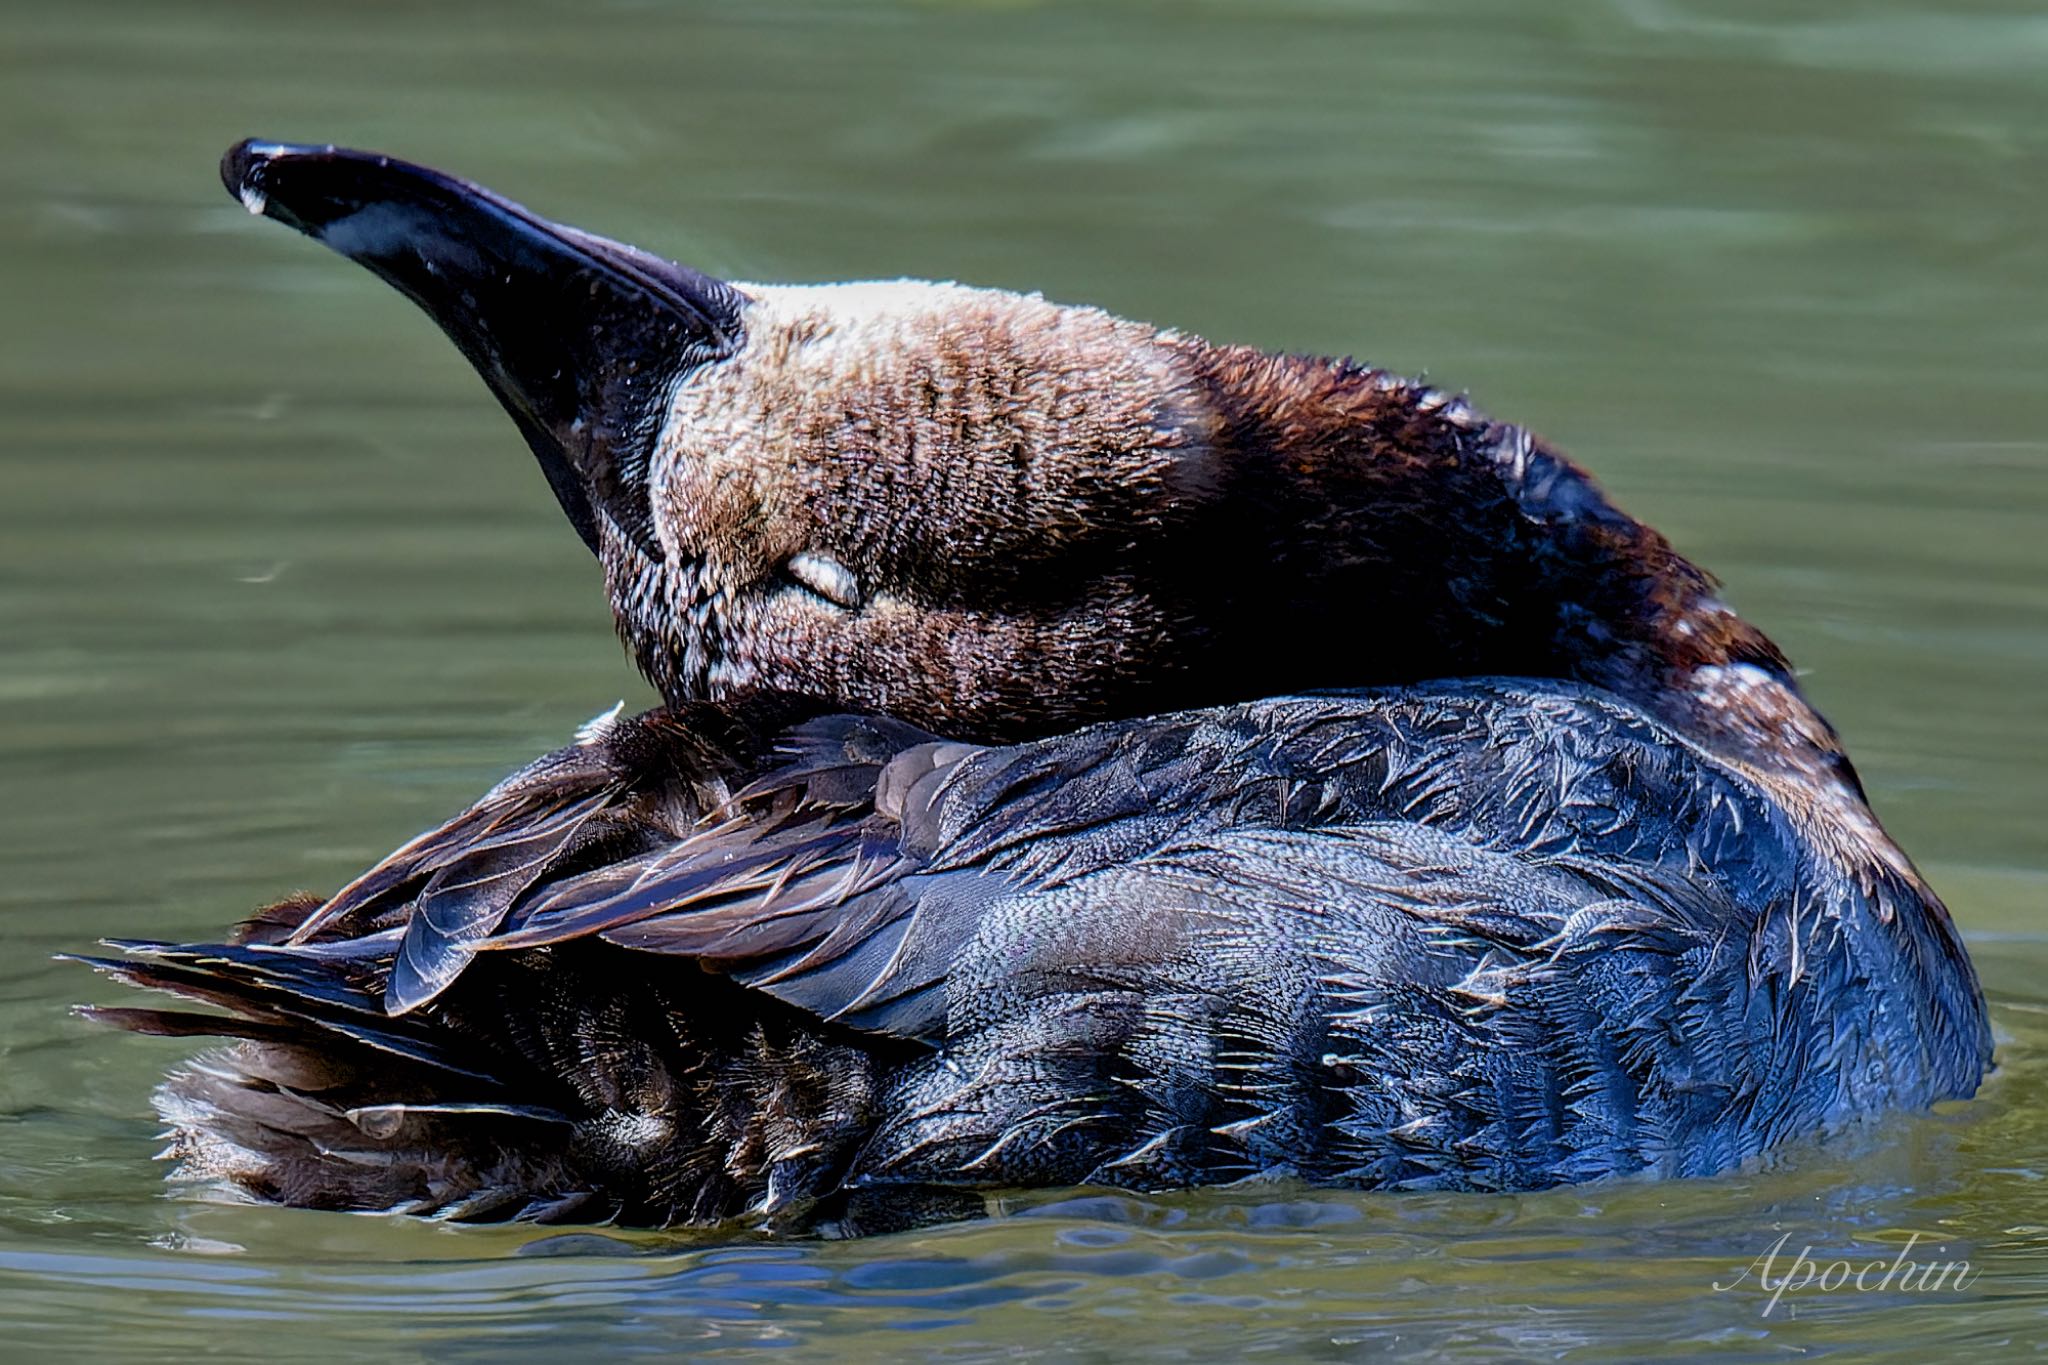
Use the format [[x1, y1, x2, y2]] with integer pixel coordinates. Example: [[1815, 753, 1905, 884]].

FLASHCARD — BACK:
[[76, 933, 895, 1228], [68, 948, 493, 1081], [150, 1045, 598, 1219], [73, 941, 598, 1218], [74, 1003, 298, 1044]]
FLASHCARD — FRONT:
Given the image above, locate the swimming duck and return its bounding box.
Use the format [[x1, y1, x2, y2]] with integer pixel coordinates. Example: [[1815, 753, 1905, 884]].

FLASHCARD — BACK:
[[79, 142, 1991, 1232]]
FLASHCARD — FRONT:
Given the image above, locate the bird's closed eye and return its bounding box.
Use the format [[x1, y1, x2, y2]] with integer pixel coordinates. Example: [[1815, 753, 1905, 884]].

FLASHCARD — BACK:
[[783, 551, 864, 610]]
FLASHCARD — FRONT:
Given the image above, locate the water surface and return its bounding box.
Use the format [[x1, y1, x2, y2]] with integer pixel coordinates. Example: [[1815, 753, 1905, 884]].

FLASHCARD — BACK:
[[3, 0, 2045, 1358]]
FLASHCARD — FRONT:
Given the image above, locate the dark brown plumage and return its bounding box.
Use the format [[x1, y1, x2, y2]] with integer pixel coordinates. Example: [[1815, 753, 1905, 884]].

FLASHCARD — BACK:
[[74, 143, 1990, 1231]]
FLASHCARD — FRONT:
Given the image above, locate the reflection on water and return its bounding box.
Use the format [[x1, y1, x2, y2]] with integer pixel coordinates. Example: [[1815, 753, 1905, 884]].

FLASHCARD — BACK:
[[1, 0, 2044, 1358]]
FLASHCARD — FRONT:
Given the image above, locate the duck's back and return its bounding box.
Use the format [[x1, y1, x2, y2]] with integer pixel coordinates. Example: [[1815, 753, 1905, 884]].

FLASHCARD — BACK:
[[87, 682, 1988, 1229]]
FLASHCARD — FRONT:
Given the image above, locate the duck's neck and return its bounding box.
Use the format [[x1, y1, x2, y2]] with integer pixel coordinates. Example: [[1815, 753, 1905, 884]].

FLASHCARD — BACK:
[[1185, 344, 1856, 791]]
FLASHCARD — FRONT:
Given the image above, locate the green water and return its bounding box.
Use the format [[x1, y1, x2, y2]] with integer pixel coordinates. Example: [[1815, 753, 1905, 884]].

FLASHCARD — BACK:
[[3, 0, 2045, 1358]]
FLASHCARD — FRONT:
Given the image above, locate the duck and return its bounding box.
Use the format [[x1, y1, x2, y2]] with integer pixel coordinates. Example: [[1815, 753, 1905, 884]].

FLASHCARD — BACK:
[[76, 140, 1991, 1234]]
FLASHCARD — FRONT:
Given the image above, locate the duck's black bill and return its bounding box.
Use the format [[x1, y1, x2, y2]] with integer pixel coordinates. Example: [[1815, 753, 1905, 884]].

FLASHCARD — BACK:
[[221, 139, 744, 556]]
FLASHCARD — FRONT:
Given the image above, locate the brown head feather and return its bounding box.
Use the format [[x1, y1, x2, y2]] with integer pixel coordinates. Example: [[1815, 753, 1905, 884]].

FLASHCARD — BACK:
[[599, 280, 1844, 793]]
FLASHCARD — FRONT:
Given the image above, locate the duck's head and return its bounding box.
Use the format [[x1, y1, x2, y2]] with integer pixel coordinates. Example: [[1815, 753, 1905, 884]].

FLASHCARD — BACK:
[[224, 140, 1833, 762]]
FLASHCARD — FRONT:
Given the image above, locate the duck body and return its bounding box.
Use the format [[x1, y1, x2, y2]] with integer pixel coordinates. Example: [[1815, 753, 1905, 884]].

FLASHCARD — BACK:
[[96, 682, 1984, 1228], [81, 143, 1990, 1230]]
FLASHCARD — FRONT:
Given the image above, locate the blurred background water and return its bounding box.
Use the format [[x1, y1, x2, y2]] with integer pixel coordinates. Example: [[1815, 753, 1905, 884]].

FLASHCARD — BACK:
[[2, 0, 2045, 1358]]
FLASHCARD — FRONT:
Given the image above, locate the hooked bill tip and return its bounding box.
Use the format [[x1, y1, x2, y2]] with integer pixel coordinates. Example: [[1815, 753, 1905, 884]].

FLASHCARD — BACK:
[[219, 138, 274, 207], [219, 139, 339, 221]]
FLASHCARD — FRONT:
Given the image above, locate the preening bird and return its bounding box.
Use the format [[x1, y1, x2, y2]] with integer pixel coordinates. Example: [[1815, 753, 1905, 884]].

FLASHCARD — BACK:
[[75, 142, 1989, 1233]]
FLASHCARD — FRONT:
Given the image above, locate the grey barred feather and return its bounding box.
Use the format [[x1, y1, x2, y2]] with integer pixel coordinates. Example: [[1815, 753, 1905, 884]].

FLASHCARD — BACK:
[[82, 682, 1988, 1228]]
